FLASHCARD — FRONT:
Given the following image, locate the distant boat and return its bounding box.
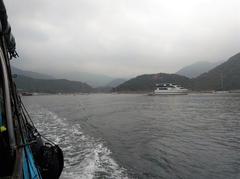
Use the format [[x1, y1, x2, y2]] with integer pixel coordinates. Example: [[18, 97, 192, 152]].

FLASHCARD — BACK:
[[229, 90, 240, 93], [214, 91, 229, 94], [153, 83, 188, 95], [21, 92, 33, 96]]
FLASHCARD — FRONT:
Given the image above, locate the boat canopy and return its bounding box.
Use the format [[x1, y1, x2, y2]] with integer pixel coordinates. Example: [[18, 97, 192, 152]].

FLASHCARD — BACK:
[[0, 1, 64, 178], [0, 0, 17, 59]]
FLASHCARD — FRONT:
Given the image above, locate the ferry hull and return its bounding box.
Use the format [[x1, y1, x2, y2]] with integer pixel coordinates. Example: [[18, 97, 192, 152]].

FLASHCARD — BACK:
[[153, 90, 188, 95], [153, 83, 189, 95]]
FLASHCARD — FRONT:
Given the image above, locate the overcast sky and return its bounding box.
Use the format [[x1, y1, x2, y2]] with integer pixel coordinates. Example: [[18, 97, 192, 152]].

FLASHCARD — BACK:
[[5, 0, 240, 78]]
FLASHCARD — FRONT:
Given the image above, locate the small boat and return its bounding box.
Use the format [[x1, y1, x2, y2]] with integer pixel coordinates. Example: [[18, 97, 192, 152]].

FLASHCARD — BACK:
[[21, 92, 33, 96], [214, 90, 229, 94], [0, 1, 63, 178], [229, 89, 240, 93], [153, 83, 188, 95]]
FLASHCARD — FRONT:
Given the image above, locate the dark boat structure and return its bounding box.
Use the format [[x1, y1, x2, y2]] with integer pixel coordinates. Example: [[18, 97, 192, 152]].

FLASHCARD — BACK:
[[0, 1, 63, 178]]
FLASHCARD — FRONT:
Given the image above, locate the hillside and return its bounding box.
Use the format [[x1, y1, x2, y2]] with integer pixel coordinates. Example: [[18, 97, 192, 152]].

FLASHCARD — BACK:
[[176, 61, 222, 78], [115, 73, 192, 92], [12, 66, 54, 79], [12, 66, 114, 87], [53, 71, 114, 87], [193, 53, 240, 90], [14, 75, 92, 93], [106, 78, 127, 87]]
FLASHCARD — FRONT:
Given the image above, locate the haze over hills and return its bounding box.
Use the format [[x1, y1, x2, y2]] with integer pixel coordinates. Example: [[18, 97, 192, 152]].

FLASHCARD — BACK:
[[12, 51, 240, 92], [193, 52, 240, 91], [12, 66, 126, 93], [116, 52, 240, 92], [176, 61, 223, 78], [106, 78, 127, 87], [12, 66, 54, 79], [41, 71, 115, 87], [12, 66, 95, 92], [14, 75, 92, 93], [12, 66, 120, 87]]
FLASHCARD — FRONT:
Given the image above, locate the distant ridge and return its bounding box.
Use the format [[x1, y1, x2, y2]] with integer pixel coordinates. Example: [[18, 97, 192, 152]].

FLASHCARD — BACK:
[[115, 52, 240, 92], [13, 52, 240, 92], [176, 61, 222, 78], [193, 52, 240, 90], [12, 66, 54, 79], [106, 78, 127, 87], [12, 66, 116, 87], [53, 71, 114, 87], [14, 75, 92, 93]]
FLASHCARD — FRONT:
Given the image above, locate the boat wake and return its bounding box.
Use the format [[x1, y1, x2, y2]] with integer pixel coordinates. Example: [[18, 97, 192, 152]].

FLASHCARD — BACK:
[[28, 105, 128, 179]]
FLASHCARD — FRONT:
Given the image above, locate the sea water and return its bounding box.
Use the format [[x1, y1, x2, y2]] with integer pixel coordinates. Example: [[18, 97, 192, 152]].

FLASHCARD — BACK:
[[23, 93, 240, 179]]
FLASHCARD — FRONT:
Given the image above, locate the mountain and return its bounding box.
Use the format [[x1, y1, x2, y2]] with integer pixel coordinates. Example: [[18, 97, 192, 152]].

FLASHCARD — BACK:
[[12, 66, 54, 79], [12, 66, 115, 87], [115, 52, 240, 92], [106, 78, 127, 87], [115, 73, 192, 92], [14, 75, 92, 93], [193, 53, 240, 91], [52, 71, 114, 87], [176, 61, 222, 78]]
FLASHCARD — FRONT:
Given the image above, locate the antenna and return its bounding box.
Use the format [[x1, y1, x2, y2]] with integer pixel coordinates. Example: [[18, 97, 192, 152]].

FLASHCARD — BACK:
[[220, 73, 224, 90]]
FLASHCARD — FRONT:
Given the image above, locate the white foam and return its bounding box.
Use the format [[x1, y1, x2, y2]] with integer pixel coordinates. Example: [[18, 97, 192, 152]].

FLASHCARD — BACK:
[[29, 106, 129, 179]]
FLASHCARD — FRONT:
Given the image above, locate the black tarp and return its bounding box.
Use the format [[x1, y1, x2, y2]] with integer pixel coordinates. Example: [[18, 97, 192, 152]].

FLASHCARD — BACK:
[[0, 0, 17, 58]]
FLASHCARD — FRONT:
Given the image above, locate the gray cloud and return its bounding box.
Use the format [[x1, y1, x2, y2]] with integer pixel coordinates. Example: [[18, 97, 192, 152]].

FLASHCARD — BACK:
[[6, 0, 240, 78]]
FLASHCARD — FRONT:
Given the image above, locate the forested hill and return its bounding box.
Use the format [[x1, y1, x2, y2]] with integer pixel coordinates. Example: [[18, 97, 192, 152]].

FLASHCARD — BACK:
[[115, 73, 192, 92], [176, 61, 221, 78], [193, 52, 240, 90], [116, 52, 240, 92], [14, 75, 92, 93], [12, 66, 54, 79], [14, 52, 240, 93]]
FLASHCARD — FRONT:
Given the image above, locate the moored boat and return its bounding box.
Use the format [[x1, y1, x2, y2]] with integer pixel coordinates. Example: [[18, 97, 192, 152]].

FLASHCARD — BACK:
[[214, 90, 229, 94], [153, 83, 188, 95], [229, 89, 240, 93]]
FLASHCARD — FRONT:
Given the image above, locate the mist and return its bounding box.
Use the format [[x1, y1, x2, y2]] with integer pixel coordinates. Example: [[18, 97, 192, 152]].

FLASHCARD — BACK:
[[6, 0, 240, 78]]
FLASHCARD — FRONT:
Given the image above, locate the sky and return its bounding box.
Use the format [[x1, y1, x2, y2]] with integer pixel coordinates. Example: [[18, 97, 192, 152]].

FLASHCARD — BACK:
[[5, 0, 240, 78]]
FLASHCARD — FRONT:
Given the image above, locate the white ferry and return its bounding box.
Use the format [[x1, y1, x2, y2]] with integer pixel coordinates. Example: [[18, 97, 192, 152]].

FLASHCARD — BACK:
[[153, 83, 188, 95]]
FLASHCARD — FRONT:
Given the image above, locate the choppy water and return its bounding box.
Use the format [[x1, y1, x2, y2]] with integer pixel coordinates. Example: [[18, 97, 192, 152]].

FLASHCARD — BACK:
[[23, 93, 240, 179]]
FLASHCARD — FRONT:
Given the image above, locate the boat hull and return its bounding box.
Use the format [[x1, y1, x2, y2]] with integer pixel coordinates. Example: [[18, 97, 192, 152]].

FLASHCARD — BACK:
[[153, 90, 188, 95]]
